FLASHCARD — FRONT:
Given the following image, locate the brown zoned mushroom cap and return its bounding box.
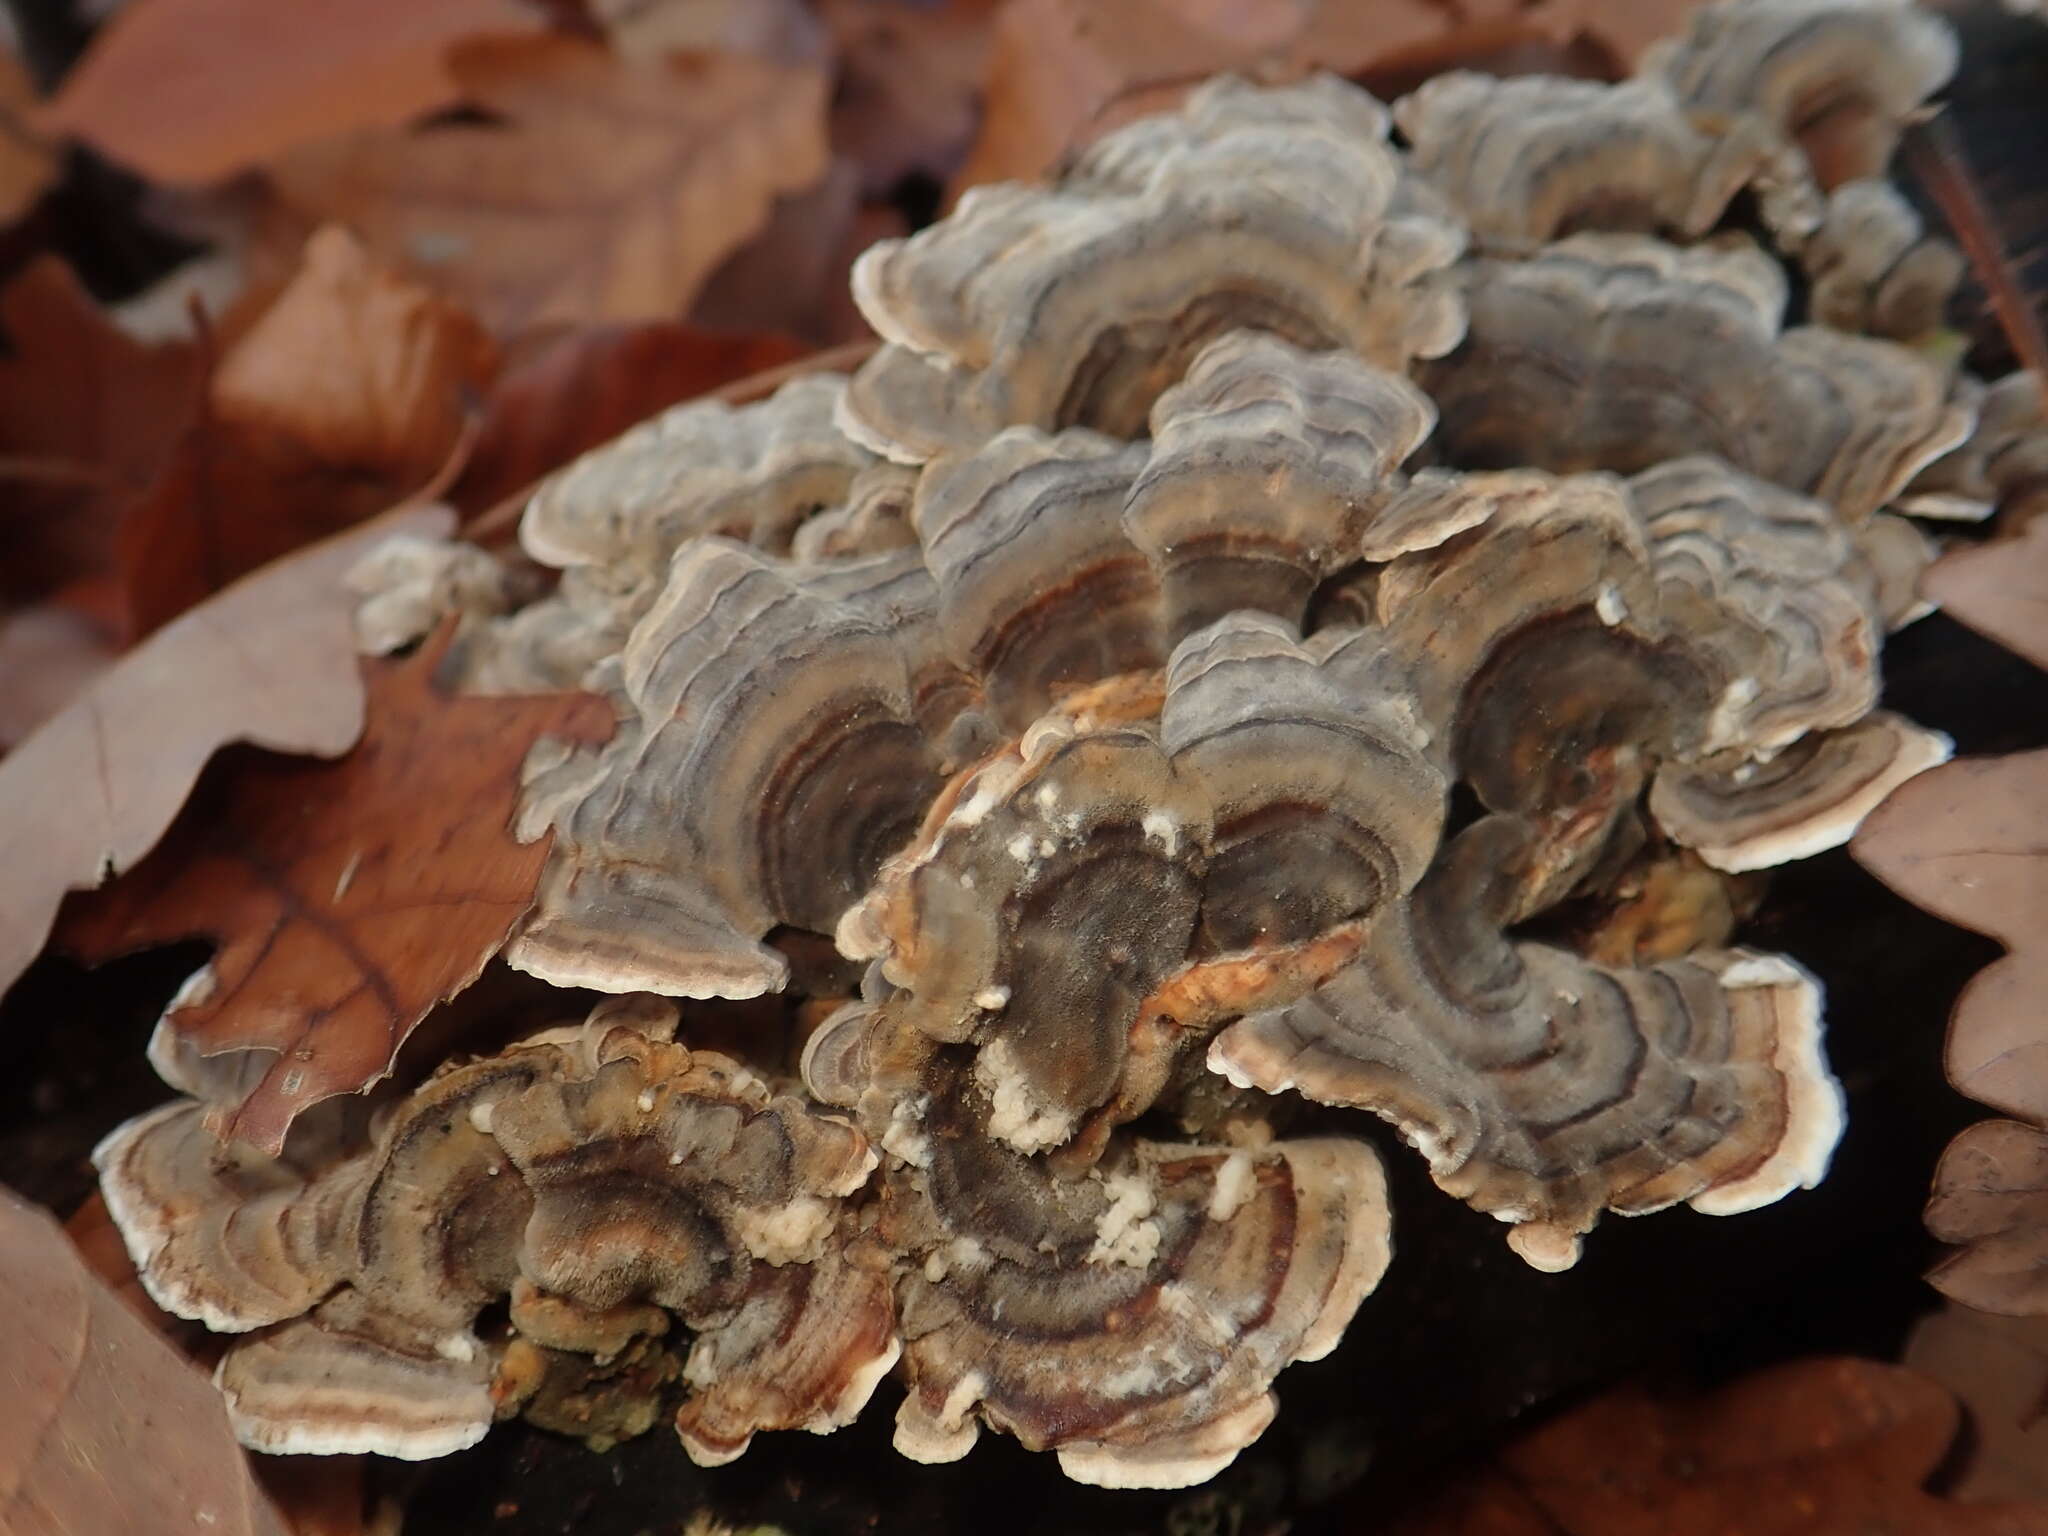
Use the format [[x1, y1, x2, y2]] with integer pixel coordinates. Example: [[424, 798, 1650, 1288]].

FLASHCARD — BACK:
[[99, 1000, 897, 1464]]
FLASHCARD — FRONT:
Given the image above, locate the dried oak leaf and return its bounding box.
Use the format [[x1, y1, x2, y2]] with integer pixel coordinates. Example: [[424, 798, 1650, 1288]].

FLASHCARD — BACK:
[[1905, 1300, 2048, 1503], [39, 0, 543, 186], [0, 259, 201, 614], [118, 226, 498, 638], [455, 321, 806, 515], [1926, 1120, 2048, 1316], [57, 630, 614, 1154], [263, 35, 830, 335], [1386, 1357, 2048, 1536], [1853, 749, 2048, 1126], [952, 0, 1589, 195], [0, 1186, 289, 1536], [1923, 518, 2048, 673], [0, 505, 451, 1006]]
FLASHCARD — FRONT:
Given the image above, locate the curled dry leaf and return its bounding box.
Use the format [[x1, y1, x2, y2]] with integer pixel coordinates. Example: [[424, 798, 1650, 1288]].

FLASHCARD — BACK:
[[39, 0, 542, 185], [1853, 749, 2048, 1126], [119, 227, 499, 638], [0, 1186, 289, 1536], [1385, 1357, 2048, 1536], [0, 505, 451, 1007], [1927, 1120, 2048, 1316], [1904, 1300, 2048, 1503], [265, 36, 831, 335], [57, 629, 614, 1154]]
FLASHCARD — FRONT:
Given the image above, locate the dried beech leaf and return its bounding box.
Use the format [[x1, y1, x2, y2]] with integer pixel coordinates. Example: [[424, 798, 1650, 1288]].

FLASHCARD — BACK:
[[1904, 1301, 2048, 1503], [0, 46, 56, 223], [1387, 1357, 2048, 1536], [456, 322, 807, 515], [57, 632, 614, 1154], [1926, 1119, 2048, 1317], [0, 1186, 289, 1536], [0, 259, 201, 612], [0, 505, 450, 1006], [1923, 518, 2048, 672], [265, 36, 831, 335], [40, 0, 542, 185], [1852, 750, 2048, 1125], [118, 227, 498, 638]]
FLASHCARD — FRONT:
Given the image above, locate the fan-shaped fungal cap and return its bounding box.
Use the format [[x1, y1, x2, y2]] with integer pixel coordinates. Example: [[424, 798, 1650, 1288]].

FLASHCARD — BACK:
[[1211, 816, 1847, 1270], [345, 532, 537, 658], [839, 74, 1464, 463], [1649, 711, 1954, 872], [101, 1001, 894, 1464], [1394, 73, 1795, 250], [1906, 372, 2048, 524], [1126, 332, 1436, 640], [1642, 0, 1957, 195], [1425, 235, 1971, 522], [93, 1098, 367, 1334], [521, 374, 872, 587], [1802, 179, 1964, 344], [510, 542, 947, 998], [910, 429, 1161, 734], [889, 1136, 1391, 1489], [1632, 456, 1884, 752]]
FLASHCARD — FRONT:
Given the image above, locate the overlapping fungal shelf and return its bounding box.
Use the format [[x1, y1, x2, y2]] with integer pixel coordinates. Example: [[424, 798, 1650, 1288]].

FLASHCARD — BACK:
[[99, 0, 2022, 1492]]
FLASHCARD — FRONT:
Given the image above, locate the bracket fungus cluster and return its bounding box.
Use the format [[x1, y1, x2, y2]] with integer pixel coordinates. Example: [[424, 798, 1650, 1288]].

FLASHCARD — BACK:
[[97, 0, 2016, 1493]]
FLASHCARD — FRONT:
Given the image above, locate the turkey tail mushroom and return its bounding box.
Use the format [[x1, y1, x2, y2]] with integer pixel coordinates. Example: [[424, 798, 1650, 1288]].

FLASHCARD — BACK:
[[99, 1002, 895, 1465], [838, 75, 1464, 463], [1424, 236, 1970, 523], [1211, 816, 1846, 1273]]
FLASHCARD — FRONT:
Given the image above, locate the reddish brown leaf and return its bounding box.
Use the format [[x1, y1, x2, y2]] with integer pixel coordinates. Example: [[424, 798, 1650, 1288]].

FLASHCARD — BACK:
[[118, 227, 498, 637], [455, 320, 806, 514], [1853, 750, 2048, 1126], [57, 632, 613, 1154], [1927, 1120, 2048, 1316], [264, 36, 830, 335], [1905, 1301, 2048, 1502], [0, 260, 201, 611], [1387, 1357, 2048, 1535], [0, 1185, 289, 1536], [0, 505, 451, 1004], [40, 0, 544, 185]]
